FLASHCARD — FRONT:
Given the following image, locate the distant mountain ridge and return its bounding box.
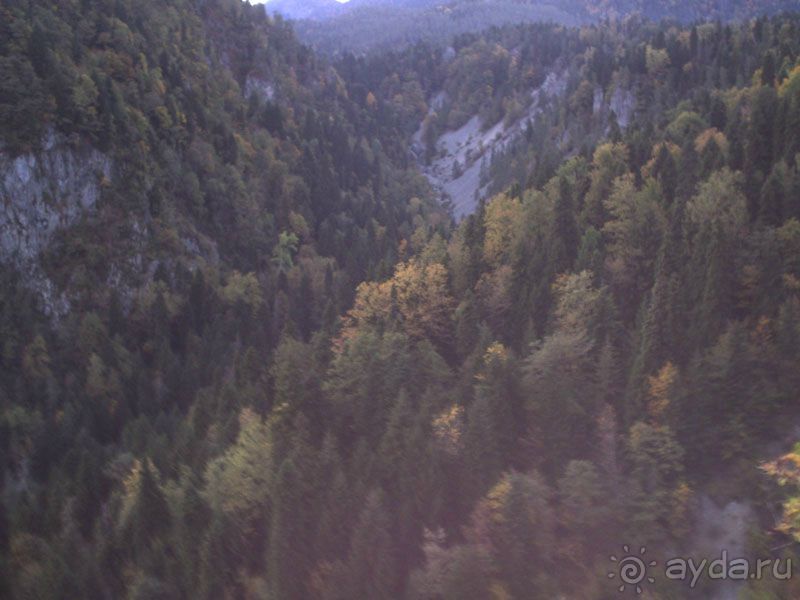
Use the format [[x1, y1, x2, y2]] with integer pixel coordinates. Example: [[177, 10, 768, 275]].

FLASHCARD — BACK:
[[262, 0, 349, 20], [263, 0, 446, 21], [282, 0, 584, 54], [265, 0, 800, 54], [264, 0, 800, 22]]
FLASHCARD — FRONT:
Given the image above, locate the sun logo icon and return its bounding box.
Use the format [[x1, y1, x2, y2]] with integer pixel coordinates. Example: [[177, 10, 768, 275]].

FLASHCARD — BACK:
[[608, 545, 657, 594]]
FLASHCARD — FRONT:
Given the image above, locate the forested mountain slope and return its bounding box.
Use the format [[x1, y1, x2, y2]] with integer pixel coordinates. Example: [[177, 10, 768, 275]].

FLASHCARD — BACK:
[[2, 2, 800, 600], [327, 15, 800, 599], [339, 15, 800, 215], [0, 0, 443, 596]]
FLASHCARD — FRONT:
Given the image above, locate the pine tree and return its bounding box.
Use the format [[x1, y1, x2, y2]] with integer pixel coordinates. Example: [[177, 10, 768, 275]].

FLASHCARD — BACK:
[[552, 175, 579, 271], [454, 292, 480, 360], [575, 226, 604, 276], [345, 490, 399, 600], [558, 460, 611, 540], [316, 469, 355, 562], [761, 51, 776, 86], [125, 461, 172, 561], [525, 329, 596, 474], [268, 459, 312, 600], [759, 161, 788, 226], [624, 422, 687, 546], [272, 335, 323, 431], [692, 225, 735, 351], [197, 516, 232, 600], [176, 477, 210, 584], [625, 270, 678, 422], [72, 449, 103, 538], [376, 391, 414, 495], [777, 298, 800, 359], [651, 143, 678, 204], [596, 402, 620, 483], [439, 546, 493, 600], [474, 343, 522, 461], [675, 139, 700, 202], [747, 85, 778, 190], [494, 472, 555, 598], [463, 394, 503, 502]]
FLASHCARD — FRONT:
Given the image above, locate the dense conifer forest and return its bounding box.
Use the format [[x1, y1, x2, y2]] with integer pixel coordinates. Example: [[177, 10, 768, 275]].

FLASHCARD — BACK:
[[2, 0, 800, 598]]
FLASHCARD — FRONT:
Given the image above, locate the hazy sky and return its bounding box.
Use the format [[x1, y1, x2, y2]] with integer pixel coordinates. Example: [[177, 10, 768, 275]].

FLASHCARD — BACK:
[[252, 0, 351, 3]]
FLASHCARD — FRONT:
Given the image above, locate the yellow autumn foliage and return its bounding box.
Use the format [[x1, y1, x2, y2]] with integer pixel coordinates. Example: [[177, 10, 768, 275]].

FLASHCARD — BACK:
[[483, 193, 524, 268], [647, 362, 678, 425], [339, 259, 455, 348]]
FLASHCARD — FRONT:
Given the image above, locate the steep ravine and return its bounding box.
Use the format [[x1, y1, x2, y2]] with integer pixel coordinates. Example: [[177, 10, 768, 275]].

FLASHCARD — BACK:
[[411, 71, 636, 219]]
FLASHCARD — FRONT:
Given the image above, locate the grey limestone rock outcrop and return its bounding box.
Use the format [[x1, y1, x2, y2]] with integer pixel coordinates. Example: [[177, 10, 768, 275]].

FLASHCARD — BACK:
[[0, 130, 112, 316], [0, 130, 111, 264]]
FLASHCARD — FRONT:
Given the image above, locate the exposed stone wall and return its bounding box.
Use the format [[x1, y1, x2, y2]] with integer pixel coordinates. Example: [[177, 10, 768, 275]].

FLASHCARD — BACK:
[[0, 130, 111, 265], [0, 130, 112, 317]]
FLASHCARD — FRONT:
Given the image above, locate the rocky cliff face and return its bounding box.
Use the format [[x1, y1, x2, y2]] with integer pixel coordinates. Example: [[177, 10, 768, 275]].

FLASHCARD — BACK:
[[0, 130, 112, 315], [1, 130, 111, 264], [412, 71, 571, 219]]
